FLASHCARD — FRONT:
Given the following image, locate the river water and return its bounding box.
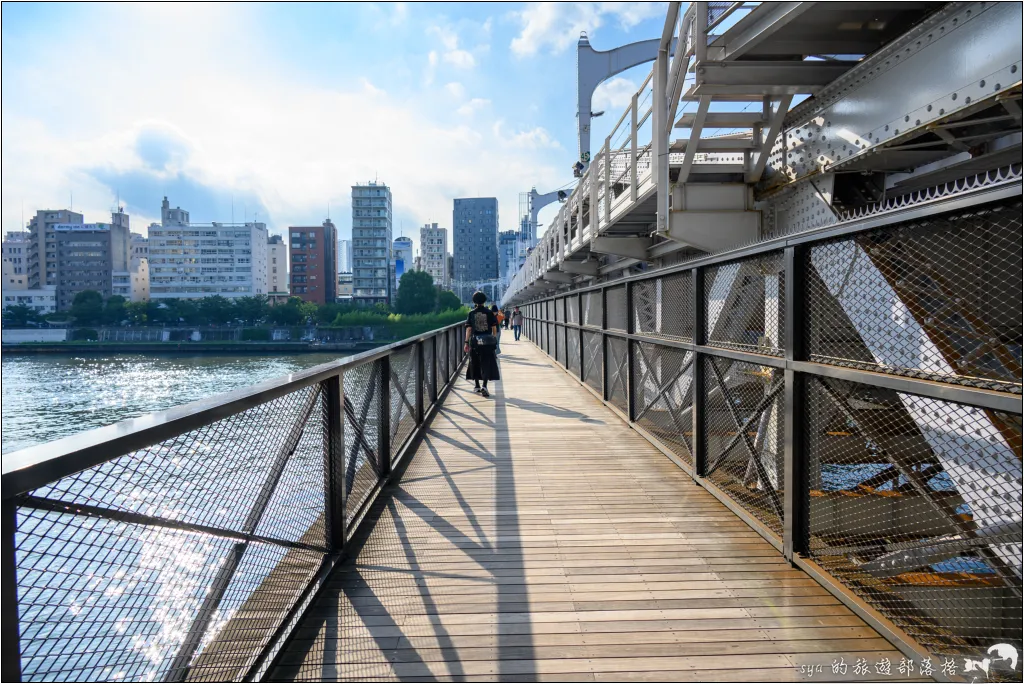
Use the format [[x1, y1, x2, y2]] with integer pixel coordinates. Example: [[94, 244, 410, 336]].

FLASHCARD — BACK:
[[1, 352, 350, 454]]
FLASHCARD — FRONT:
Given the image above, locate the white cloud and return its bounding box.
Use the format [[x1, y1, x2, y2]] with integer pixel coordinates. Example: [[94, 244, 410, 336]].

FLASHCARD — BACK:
[[593, 76, 637, 111], [443, 49, 476, 69], [510, 2, 665, 57], [444, 82, 466, 99], [493, 122, 563, 150], [428, 24, 477, 69], [457, 98, 491, 117]]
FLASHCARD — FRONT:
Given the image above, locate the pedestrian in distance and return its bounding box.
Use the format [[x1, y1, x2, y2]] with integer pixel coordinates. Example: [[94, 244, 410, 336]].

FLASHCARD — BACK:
[[512, 306, 523, 341], [465, 291, 501, 397], [491, 304, 504, 354]]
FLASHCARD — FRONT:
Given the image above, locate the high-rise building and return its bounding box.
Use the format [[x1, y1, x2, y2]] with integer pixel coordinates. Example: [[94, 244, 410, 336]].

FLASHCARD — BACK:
[[148, 196, 268, 299], [420, 223, 448, 287], [337, 238, 352, 273], [289, 219, 337, 304], [498, 230, 519, 288], [267, 234, 289, 299], [54, 220, 127, 310], [351, 181, 393, 306], [26, 209, 84, 289], [2, 231, 30, 291], [452, 197, 498, 302], [393, 236, 413, 288]]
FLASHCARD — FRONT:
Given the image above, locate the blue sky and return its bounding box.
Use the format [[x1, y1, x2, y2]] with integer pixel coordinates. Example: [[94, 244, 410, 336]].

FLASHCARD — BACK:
[[1, 2, 670, 255]]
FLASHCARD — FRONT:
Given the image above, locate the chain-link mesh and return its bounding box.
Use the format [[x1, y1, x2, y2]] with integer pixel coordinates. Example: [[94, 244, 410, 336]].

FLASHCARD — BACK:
[[556, 324, 567, 367], [704, 355, 785, 534], [583, 291, 603, 328], [706, 252, 785, 356], [343, 360, 383, 525], [806, 200, 1023, 394], [632, 341, 694, 465], [423, 338, 436, 405], [633, 271, 694, 342], [449, 328, 458, 378], [567, 326, 582, 377], [707, 1, 734, 26], [389, 346, 418, 461], [607, 336, 629, 412], [583, 331, 604, 395], [566, 294, 579, 325], [606, 286, 627, 331], [807, 375, 1023, 662]]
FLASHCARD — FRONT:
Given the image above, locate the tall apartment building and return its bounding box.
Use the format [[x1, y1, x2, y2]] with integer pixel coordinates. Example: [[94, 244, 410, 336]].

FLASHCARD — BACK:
[[351, 181, 393, 307], [289, 219, 338, 304], [130, 232, 148, 263], [452, 197, 498, 302], [267, 234, 289, 299], [27, 209, 84, 289], [148, 197, 268, 299], [2, 231, 30, 291], [419, 223, 448, 287], [337, 238, 352, 273], [54, 220, 128, 310], [498, 230, 518, 286], [393, 236, 413, 287]]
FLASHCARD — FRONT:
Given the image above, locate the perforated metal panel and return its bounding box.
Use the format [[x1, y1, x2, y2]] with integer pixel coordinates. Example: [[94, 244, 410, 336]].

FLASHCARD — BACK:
[[705, 252, 785, 356], [632, 341, 694, 464], [806, 200, 1023, 394], [807, 376, 1023, 660], [703, 356, 785, 534]]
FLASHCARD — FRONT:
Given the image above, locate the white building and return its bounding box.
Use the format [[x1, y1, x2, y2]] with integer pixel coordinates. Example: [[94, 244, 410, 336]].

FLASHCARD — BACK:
[[3, 287, 56, 314], [112, 260, 149, 302], [337, 238, 352, 273], [147, 196, 268, 299], [393, 236, 413, 287], [351, 182, 393, 306], [2, 231, 30, 291], [268, 234, 289, 298], [420, 223, 448, 287]]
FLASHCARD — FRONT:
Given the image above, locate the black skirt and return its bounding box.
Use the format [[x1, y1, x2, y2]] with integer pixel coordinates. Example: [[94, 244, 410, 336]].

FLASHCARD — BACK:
[[466, 338, 500, 381]]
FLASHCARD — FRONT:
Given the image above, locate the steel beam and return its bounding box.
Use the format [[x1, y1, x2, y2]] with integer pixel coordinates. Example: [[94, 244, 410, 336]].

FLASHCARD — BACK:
[[710, 1, 816, 61], [590, 236, 653, 261], [559, 261, 601, 276]]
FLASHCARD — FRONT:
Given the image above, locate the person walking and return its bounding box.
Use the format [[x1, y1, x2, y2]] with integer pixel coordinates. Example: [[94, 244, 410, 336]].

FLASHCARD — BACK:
[[491, 304, 504, 354], [465, 292, 500, 397], [512, 306, 523, 341]]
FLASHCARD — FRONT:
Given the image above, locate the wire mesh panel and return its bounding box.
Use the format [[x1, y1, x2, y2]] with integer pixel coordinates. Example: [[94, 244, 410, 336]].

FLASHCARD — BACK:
[[583, 331, 604, 395], [423, 337, 436, 406], [634, 272, 694, 342], [438, 331, 449, 382], [566, 294, 580, 325], [806, 199, 1023, 394], [546, 322, 555, 357], [567, 327, 581, 376], [583, 291, 603, 328], [343, 360, 384, 526], [703, 356, 785, 535], [705, 252, 785, 356], [632, 341, 694, 465], [449, 328, 458, 377], [556, 325, 567, 367], [606, 285, 628, 331], [15, 385, 330, 682], [554, 297, 564, 322], [389, 346, 418, 461], [606, 336, 629, 412], [806, 376, 1023, 663]]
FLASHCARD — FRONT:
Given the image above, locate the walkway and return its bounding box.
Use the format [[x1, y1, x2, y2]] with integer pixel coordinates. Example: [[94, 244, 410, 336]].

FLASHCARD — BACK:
[[272, 338, 909, 682]]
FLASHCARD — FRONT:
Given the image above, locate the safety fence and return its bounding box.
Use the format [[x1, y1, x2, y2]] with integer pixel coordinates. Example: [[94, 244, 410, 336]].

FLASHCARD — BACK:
[[1, 324, 467, 682], [521, 195, 1023, 671]]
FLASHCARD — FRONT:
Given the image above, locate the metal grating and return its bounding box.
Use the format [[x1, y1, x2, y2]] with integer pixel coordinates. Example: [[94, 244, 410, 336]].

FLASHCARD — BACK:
[[556, 325, 567, 367], [806, 200, 1023, 394], [633, 272, 694, 342], [583, 291, 603, 328], [567, 327, 582, 377], [632, 341, 694, 465], [343, 360, 383, 525], [705, 252, 785, 356], [704, 356, 785, 535], [389, 346, 418, 461], [807, 376, 1023, 662], [583, 331, 604, 395], [554, 297, 564, 322], [606, 286, 627, 331], [566, 294, 580, 325], [606, 336, 629, 412]]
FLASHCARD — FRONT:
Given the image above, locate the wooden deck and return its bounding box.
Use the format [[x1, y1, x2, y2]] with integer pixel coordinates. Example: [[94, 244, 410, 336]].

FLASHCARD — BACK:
[[272, 338, 911, 682]]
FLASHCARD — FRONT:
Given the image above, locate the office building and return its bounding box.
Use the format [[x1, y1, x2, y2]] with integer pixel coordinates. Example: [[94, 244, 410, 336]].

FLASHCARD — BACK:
[[393, 236, 413, 287], [452, 197, 498, 302], [2, 231, 30, 291], [267, 234, 289, 300], [27, 209, 84, 289], [351, 181, 393, 306], [337, 238, 352, 273], [148, 196, 268, 299], [420, 223, 448, 287], [289, 219, 338, 304], [54, 222, 123, 310]]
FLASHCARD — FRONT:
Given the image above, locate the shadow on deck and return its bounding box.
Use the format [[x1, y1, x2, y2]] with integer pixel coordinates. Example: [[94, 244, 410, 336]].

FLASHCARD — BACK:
[[270, 339, 909, 682]]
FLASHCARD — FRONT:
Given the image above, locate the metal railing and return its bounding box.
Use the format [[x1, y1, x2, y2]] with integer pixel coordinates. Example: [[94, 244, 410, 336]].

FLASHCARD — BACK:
[[1, 323, 468, 682], [520, 190, 1023, 670]]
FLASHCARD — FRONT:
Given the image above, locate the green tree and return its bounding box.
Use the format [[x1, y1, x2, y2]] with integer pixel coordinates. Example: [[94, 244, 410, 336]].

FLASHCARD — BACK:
[[70, 290, 104, 326], [267, 297, 305, 326], [298, 301, 319, 325], [2, 303, 41, 327], [234, 295, 269, 325], [103, 295, 128, 325], [199, 295, 234, 326], [436, 289, 462, 313], [395, 270, 436, 315], [125, 301, 149, 326]]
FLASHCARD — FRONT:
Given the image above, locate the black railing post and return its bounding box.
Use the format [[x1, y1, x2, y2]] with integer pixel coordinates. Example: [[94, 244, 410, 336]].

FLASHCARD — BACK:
[[601, 286, 610, 401], [691, 267, 707, 482], [784, 245, 809, 562], [578, 294, 585, 381], [415, 342, 425, 425], [378, 355, 392, 481], [626, 280, 636, 422], [324, 372, 346, 551], [2, 499, 23, 682], [431, 334, 438, 405]]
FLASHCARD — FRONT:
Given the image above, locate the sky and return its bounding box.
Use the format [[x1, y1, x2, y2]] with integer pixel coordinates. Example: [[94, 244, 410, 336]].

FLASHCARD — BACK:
[[1, 1, 671, 257]]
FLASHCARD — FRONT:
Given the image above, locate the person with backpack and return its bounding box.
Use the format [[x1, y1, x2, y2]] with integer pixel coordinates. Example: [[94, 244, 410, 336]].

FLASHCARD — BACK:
[[512, 306, 523, 341], [464, 292, 500, 397]]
